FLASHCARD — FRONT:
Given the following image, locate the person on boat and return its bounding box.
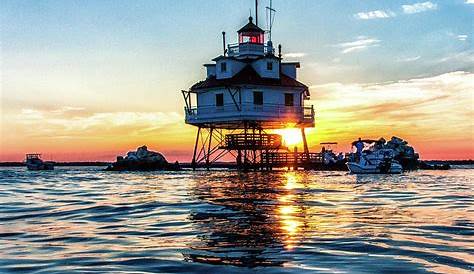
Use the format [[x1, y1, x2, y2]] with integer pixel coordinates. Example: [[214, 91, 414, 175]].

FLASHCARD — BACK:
[[337, 152, 344, 161], [355, 138, 364, 162]]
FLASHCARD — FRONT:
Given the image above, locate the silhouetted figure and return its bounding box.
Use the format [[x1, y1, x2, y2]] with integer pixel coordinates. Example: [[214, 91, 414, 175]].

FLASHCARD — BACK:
[[337, 152, 344, 161], [355, 138, 364, 162]]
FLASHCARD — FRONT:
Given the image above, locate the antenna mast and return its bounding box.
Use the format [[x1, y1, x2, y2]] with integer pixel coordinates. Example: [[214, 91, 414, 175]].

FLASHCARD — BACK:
[[266, 0, 276, 41], [255, 0, 258, 26]]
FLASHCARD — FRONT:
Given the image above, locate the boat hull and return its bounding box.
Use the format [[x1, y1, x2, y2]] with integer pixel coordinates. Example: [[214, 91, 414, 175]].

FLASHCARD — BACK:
[[26, 162, 54, 171], [346, 162, 402, 174]]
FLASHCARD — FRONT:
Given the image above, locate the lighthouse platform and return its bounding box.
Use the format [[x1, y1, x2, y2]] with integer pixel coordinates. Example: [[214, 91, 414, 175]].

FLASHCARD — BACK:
[[185, 103, 314, 129]]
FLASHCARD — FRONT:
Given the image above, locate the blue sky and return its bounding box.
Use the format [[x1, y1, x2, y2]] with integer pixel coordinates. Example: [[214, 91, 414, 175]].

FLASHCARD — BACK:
[[3, 1, 472, 91], [1, 0, 473, 161]]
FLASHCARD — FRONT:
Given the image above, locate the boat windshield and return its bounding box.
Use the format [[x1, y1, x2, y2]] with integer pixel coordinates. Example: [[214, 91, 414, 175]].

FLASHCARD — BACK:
[[26, 154, 42, 160]]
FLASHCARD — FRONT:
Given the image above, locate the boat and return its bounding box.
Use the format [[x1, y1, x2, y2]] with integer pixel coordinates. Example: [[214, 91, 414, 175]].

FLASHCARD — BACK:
[[25, 154, 55, 170], [346, 140, 402, 174]]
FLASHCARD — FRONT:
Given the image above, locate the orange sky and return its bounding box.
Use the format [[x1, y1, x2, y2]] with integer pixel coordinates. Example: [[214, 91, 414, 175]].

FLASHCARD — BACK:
[[1, 1, 473, 162], [1, 71, 473, 162]]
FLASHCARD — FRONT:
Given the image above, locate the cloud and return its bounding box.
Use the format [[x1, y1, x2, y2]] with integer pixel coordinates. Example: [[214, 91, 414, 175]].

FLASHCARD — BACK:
[[17, 110, 183, 139], [336, 36, 381, 54], [402, 1, 438, 14], [466, 0, 474, 4], [434, 49, 474, 64], [283, 53, 307, 58], [50, 106, 85, 113], [397, 56, 421, 62], [355, 10, 396, 20], [457, 35, 468, 41], [308, 71, 473, 145]]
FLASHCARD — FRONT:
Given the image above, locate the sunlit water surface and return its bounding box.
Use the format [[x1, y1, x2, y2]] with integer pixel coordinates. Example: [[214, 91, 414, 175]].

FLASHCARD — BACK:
[[0, 167, 473, 273]]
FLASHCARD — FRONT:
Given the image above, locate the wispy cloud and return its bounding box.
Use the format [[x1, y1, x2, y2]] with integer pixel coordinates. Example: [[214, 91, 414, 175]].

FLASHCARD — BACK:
[[457, 35, 468, 41], [397, 56, 421, 62], [355, 10, 395, 20], [402, 1, 438, 14], [50, 106, 86, 115], [283, 52, 307, 58], [465, 0, 474, 4], [336, 36, 381, 54], [308, 71, 474, 159], [434, 49, 474, 64], [17, 110, 183, 138]]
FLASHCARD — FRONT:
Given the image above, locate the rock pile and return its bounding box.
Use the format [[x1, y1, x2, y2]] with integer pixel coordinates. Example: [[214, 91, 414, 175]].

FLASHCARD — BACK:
[[106, 145, 180, 171], [377, 136, 419, 170]]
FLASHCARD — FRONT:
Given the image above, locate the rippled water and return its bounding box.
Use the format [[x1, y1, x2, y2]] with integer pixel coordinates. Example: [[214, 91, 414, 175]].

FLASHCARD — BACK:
[[0, 167, 473, 273]]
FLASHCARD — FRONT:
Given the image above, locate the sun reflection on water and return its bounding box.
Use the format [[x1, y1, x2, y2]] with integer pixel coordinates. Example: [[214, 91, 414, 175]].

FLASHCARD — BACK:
[[0, 168, 473, 273], [277, 172, 304, 250]]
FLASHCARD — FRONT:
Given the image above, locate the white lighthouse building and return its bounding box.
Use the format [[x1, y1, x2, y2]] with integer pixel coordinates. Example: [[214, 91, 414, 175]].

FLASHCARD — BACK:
[[182, 11, 315, 169]]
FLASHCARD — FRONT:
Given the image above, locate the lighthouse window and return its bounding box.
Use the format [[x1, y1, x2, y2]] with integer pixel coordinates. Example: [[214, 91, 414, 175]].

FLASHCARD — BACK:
[[215, 93, 224, 107], [267, 62, 273, 71], [285, 93, 294, 106], [220, 62, 227, 72], [253, 91, 263, 105]]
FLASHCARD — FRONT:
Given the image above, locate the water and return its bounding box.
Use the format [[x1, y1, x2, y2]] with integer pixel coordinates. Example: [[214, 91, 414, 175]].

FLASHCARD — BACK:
[[0, 167, 473, 273]]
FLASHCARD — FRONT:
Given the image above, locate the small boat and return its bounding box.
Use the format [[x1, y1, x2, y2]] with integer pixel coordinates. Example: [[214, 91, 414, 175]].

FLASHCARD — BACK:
[[25, 154, 55, 170], [346, 139, 402, 174]]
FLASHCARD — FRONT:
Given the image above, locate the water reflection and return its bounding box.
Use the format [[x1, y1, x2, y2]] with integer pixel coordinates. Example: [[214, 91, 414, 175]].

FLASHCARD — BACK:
[[184, 171, 346, 267], [184, 172, 297, 266], [184, 170, 474, 272], [1, 168, 472, 273]]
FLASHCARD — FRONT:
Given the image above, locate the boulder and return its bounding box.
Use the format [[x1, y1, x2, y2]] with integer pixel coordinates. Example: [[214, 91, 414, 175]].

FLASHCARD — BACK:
[[382, 136, 419, 170], [106, 145, 180, 171]]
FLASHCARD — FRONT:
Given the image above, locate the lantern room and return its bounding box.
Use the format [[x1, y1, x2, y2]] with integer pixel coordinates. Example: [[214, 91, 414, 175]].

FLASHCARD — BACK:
[[238, 16, 264, 44]]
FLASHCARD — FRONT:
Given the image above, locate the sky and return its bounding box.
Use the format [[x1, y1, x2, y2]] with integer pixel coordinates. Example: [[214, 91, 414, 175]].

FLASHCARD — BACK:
[[1, 0, 473, 161]]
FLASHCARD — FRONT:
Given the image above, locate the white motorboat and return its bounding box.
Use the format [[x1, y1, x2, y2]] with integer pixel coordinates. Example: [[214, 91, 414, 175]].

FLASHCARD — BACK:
[[25, 154, 54, 170], [347, 146, 402, 174]]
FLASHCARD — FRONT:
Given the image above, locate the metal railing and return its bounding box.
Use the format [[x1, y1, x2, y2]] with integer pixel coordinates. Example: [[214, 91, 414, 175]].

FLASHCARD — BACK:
[[185, 103, 314, 123], [227, 42, 275, 56], [261, 152, 324, 165]]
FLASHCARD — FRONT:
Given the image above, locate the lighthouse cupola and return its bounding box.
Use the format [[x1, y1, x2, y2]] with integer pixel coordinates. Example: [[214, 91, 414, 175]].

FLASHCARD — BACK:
[[227, 16, 273, 58], [238, 16, 264, 44]]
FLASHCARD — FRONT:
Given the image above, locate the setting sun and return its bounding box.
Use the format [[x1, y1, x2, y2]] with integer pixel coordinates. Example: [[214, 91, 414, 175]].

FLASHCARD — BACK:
[[274, 128, 303, 147]]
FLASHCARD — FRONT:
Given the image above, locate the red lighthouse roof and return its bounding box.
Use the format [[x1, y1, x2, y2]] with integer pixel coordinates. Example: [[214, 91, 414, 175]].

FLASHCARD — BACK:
[[237, 16, 265, 34], [237, 16, 265, 45]]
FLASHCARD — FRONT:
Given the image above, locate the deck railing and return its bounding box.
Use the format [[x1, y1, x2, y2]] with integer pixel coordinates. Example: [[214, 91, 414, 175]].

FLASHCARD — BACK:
[[227, 42, 274, 56], [224, 133, 282, 149], [262, 152, 323, 165], [185, 103, 314, 124]]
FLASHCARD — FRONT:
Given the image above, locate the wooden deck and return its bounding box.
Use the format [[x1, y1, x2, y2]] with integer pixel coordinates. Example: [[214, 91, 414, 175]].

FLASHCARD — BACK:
[[221, 133, 283, 150], [259, 152, 323, 169]]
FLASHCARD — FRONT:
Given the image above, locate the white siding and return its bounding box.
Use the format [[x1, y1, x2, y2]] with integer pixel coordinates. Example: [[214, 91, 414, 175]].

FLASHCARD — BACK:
[[216, 59, 246, 79], [281, 63, 298, 79], [196, 86, 303, 108], [189, 86, 312, 127], [241, 87, 302, 106], [251, 58, 279, 79], [197, 88, 239, 108], [205, 65, 216, 78]]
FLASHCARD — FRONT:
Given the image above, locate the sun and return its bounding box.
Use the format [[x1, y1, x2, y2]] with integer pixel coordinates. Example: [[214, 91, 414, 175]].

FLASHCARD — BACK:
[[274, 128, 303, 147]]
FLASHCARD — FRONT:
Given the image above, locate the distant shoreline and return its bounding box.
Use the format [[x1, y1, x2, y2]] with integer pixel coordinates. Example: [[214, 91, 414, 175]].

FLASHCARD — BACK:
[[0, 162, 111, 167], [0, 160, 473, 167]]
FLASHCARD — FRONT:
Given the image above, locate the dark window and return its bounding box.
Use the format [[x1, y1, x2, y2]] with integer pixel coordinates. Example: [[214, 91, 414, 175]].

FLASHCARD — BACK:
[[285, 93, 294, 106], [220, 62, 227, 72], [216, 93, 224, 106], [267, 61, 273, 70], [253, 91, 263, 105]]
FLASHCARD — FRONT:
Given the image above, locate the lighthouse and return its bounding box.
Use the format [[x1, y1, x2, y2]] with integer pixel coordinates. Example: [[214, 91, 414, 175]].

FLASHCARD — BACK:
[[182, 6, 315, 170]]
